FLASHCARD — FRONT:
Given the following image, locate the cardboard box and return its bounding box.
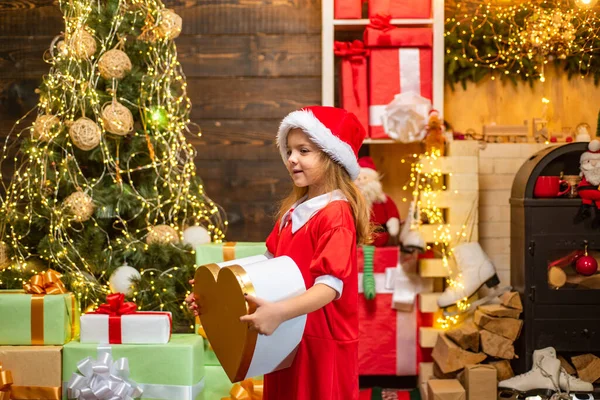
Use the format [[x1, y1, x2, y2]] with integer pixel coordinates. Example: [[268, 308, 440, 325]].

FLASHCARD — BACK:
[[464, 364, 497, 400], [427, 379, 466, 400], [0, 346, 62, 399]]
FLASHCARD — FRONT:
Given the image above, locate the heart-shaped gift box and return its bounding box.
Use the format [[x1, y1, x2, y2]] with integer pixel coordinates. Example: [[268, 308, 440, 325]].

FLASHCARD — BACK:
[[195, 255, 307, 382]]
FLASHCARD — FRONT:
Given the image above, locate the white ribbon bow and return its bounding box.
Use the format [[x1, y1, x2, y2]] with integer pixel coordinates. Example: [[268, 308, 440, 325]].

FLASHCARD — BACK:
[[382, 91, 432, 143], [67, 346, 143, 400]]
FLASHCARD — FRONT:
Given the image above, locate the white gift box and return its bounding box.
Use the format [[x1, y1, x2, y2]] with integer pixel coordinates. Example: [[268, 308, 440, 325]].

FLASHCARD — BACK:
[[80, 312, 172, 344]]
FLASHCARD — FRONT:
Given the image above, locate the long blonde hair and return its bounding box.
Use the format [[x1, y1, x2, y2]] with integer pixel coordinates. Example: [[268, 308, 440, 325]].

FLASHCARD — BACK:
[[277, 152, 373, 245]]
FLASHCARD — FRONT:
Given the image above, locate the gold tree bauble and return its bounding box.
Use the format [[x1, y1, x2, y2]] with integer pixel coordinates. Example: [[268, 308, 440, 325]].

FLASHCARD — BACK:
[[98, 49, 132, 80], [69, 117, 102, 151], [146, 224, 179, 245], [0, 241, 9, 270], [101, 101, 134, 135], [32, 114, 60, 141], [64, 191, 95, 222], [157, 9, 182, 40], [68, 28, 97, 58]]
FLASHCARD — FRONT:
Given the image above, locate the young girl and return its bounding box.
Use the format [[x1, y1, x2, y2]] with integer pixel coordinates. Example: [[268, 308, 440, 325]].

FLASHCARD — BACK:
[[239, 106, 371, 400], [188, 106, 371, 400]]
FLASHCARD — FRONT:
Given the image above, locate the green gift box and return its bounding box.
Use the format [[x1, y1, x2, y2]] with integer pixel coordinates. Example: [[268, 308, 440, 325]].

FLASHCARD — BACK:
[[62, 334, 204, 400], [195, 242, 266, 266], [0, 290, 79, 345]]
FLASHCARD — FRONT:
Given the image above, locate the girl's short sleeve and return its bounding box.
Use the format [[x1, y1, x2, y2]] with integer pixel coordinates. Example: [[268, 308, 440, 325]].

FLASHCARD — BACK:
[[265, 220, 281, 258], [309, 226, 355, 298]]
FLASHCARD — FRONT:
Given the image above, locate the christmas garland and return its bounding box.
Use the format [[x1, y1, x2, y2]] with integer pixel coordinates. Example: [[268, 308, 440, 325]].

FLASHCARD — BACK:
[[445, 1, 600, 90]]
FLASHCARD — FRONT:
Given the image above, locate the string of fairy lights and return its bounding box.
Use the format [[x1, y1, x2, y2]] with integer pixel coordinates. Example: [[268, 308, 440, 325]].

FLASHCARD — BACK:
[[401, 151, 474, 329], [0, 0, 226, 315], [446, 0, 600, 84]]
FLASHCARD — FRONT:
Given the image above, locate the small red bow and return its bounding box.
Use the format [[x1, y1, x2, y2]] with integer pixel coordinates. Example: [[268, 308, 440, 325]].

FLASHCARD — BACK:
[[367, 14, 394, 32], [94, 293, 137, 316]]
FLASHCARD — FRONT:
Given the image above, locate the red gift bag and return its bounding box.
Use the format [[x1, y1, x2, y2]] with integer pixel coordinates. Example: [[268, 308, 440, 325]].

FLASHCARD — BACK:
[[334, 40, 369, 134]]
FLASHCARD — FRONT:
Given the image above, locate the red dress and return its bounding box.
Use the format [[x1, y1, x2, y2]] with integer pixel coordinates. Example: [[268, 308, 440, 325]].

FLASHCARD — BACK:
[[263, 196, 359, 400]]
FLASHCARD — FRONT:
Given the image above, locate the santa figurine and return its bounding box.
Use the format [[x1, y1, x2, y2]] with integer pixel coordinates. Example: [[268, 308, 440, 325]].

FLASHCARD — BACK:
[[575, 139, 600, 227], [356, 156, 401, 246]]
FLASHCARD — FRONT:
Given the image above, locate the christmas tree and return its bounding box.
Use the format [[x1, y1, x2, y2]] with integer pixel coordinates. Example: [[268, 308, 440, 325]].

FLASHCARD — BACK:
[[0, 0, 226, 330]]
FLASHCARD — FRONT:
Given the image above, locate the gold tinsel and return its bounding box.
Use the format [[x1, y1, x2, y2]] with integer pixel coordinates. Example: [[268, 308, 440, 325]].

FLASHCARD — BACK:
[[101, 101, 134, 135], [64, 191, 95, 222], [98, 49, 132, 80], [157, 9, 182, 40], [146, 224, 179, 245], [69, 117, 102, 151], [67, 28, 97, 58], [32, 114, 60, 141]]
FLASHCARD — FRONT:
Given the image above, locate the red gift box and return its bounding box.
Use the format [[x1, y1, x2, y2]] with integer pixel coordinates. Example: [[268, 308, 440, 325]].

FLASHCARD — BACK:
[[357, 246, 418, 376], [335, 0, 362, 19], [334, 40, 369, 134], [369, 0, 431, 19], [364, 16, 433, 139]]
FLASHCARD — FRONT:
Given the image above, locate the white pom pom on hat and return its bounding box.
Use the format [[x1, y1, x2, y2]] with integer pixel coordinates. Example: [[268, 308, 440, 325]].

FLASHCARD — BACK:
[[581, 139, 600, 162]]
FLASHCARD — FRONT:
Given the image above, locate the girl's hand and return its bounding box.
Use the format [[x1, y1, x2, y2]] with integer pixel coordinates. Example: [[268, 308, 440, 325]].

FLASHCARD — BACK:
[[185, 279, 199, 316], [240, 294, 285, 336]]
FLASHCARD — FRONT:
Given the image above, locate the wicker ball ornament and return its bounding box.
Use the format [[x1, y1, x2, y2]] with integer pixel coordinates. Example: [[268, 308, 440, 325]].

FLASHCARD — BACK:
[[64, 191, 95, 222], [146, 224, 179, 245], [32, 114, 60, 141], [101, 101, 133, 135], [68, 29, 97, 58], [157, 9, 182, 40], [98, 49, 132, 80], [69, 117, 102, 151]]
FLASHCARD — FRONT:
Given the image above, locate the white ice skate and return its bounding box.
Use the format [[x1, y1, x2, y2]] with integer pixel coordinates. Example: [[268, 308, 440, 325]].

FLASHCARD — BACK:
[[437, 242, 511, 315], [499, 347, 594, 398]]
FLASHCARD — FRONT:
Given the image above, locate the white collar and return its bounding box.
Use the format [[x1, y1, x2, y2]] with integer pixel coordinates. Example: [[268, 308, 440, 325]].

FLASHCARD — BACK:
[[281, 190, 348, 234]]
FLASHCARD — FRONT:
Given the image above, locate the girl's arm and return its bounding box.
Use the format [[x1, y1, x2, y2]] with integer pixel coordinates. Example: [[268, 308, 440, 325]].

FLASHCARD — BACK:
[[240, 283, 337, 336]]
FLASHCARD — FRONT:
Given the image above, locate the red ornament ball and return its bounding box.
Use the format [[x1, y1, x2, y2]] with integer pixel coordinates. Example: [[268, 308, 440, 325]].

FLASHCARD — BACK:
[[566, 136, 574, 143], [575, 255, 598, 276]]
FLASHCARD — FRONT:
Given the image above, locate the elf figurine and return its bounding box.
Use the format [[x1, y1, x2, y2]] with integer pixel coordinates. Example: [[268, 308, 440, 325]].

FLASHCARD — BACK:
[[356, 157, 401, 299]]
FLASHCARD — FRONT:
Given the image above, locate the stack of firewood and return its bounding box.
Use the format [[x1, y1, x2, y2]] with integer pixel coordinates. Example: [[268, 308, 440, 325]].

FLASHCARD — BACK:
[[431, 291, 523, 382]]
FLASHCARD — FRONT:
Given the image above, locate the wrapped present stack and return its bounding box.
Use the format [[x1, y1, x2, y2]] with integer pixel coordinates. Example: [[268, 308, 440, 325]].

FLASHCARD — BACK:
[[0, 269, 77, 400]]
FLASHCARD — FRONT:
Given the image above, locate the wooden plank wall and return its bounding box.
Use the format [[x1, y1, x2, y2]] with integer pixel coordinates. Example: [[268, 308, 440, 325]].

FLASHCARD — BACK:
[[0, 0, 322, 241]]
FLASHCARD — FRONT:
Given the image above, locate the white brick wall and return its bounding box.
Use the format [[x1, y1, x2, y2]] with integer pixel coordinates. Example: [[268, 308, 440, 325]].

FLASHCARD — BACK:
[[478, 143, 548, 286]]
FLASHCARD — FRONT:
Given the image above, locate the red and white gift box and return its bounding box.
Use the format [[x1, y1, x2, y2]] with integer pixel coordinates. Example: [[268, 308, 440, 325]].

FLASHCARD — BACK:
[[80, 293, 172, 344], [364, 15, 433, 139], [357, 246, 418, 376], [368, 0, 431, 19], [334, 40, 369, 133], [334, 0, 362, 19]]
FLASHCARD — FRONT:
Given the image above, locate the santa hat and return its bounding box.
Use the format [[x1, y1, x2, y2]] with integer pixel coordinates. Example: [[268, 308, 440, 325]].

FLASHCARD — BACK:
[[358, 156, 380, 180], [277, 106, 366, 180], [581, 140, 600, 162]]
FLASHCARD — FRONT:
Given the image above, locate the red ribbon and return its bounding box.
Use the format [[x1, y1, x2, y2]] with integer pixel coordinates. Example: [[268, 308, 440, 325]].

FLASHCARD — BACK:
[[365, 14, 394, 46], [334, 40, 369, 107], [92, 293, 137, 344]]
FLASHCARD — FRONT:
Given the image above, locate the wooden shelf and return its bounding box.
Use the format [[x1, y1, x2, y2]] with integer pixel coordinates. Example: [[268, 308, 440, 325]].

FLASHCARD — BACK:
[[363, 139, 398, 144], [333, 18, 434, 30]]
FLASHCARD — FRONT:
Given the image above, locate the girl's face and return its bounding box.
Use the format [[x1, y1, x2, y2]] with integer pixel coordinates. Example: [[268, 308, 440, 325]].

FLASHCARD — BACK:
[[286, 128, 327, 195]]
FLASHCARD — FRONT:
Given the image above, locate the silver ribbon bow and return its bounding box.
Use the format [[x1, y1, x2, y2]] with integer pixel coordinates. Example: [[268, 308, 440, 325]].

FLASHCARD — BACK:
[[66, 346, 143, 400]]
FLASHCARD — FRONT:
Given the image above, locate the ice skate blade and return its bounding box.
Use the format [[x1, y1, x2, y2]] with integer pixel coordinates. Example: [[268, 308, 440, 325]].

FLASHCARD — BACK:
[[498, 387, 555, 399], [442, 285, 513, 317]]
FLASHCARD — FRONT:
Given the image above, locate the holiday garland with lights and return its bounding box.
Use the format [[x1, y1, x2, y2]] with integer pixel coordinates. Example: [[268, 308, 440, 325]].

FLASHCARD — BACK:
[[0, 0, 226, 331], [445, 0, 600, 89]]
